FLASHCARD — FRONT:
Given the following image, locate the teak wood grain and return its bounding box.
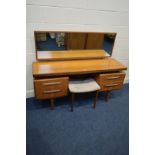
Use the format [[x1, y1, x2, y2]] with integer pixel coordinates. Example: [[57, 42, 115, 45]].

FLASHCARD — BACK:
[[37, 50, 107, 61], [95, 72, 126, 91], [66, 33, 87, 50], [86, 33, 104, 49], [34, 77, 68, 99], [33, 58, 127, 78], [96, 72, 125, 84]]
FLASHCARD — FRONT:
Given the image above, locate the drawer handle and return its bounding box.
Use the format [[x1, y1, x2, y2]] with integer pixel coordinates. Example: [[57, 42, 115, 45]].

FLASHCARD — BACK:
[[106, 76, 120, 80], [43, 89, 61, 94], [43, 82, 62, 86], [105, 84, 120, 87]]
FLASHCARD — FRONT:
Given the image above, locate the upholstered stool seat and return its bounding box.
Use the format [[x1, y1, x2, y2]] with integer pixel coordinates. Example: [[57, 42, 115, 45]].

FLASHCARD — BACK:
[[69, 78, 100, 111], [69, 78, 100, 93]]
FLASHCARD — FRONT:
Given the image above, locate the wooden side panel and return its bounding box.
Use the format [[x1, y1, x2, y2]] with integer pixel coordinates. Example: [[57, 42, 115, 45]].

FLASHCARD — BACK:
[[66, 33, 87, 49], [86, 33, 104, 49]]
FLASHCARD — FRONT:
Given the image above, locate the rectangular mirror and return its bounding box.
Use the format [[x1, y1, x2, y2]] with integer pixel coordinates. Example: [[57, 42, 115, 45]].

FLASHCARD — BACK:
[[34, 31, 116, 60]]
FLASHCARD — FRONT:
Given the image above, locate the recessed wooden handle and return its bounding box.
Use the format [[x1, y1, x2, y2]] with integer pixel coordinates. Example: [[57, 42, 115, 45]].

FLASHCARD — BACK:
[[43, 82, 62, 86], [106, 76, 120, 80], [43, 89, 61, 94], [105, 84, 119, 87]]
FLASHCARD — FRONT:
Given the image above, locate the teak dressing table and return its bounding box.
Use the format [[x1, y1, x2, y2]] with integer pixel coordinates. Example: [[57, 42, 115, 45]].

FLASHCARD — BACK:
[[32, 50, 127, 109], [32, 31, 127, 110]]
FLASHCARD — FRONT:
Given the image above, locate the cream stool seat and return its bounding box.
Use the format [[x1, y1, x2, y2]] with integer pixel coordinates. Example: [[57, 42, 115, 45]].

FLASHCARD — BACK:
[[69, 78, 100, 111], [69, 78, 100, 93]]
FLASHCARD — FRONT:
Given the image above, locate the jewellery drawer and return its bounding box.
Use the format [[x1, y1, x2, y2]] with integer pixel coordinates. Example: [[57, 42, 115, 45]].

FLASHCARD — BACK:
[[101, 81, 124, 91], [95, 72, 126, 91], [98, 72, 125, 82], [34, 77, 69, 99]]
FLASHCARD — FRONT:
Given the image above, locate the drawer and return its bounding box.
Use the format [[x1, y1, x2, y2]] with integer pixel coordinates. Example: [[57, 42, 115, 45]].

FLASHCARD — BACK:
[[34, 77, 69, 99], [101, 81, 123, 91], [96, 72, 125, 91], [99, 72, 125, 83]]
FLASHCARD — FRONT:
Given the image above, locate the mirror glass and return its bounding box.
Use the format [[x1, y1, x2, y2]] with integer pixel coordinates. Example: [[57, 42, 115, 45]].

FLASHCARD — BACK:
[[34, 31, 116, 59], [35, 32, 66, 51], [102, 33, 116, 56]]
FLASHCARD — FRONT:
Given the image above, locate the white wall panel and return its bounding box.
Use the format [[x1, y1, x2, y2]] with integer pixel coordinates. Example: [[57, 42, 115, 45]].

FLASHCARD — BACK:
[[27, 0, 128, 12], [26, 53, 36, 65], [27, 5, 45, 22], [112, 37, 129, 59], [27, 5, 128, 26], [26, 38, 35, 52], [113, 26, 129, 38], [26, 65, 34, 91], [117, 60, 129, 83]]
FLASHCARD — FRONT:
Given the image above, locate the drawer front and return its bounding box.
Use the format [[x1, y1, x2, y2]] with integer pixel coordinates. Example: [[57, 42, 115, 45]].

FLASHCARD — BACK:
[[101, 82, 123, 91], [34, 77, 69, 99], [96, 72, 125, 91], [99, 72, 125, 83]]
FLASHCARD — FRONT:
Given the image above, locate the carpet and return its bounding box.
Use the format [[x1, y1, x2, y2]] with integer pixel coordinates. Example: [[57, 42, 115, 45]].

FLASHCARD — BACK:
[[26, 84, 129, 155]]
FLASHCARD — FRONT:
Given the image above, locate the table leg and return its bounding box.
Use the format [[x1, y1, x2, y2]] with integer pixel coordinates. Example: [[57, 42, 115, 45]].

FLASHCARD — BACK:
[[104, 91, 110, 102], [71, 93, 74, 112], [50, 99, 54, 110], [93, 91, 99, 109]]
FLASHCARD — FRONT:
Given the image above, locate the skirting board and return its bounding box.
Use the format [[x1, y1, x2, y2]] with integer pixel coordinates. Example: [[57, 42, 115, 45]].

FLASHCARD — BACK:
[[26, 78, 129, 98]]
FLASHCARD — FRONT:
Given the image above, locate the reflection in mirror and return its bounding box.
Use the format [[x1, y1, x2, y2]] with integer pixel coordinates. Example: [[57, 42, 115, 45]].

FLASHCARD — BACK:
[[102, 33, 116, 56], [35, 31, 116, 56], [36, 32, 66, 51]]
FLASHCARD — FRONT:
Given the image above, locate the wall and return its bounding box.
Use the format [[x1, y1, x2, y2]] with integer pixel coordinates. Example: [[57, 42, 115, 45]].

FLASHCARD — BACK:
[[26, 0, 129, 98]]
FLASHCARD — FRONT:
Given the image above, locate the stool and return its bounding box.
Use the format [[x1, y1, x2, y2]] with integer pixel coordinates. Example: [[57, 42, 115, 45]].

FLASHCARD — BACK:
[[69, 78, 100, 112]]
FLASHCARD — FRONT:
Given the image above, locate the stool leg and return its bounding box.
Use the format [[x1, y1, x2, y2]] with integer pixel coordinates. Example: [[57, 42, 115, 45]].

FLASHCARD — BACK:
[[50, 99, 54, 110], [104, 91, 110, 102], [70, 93, 74, 112], [93, 91, 99, 109]]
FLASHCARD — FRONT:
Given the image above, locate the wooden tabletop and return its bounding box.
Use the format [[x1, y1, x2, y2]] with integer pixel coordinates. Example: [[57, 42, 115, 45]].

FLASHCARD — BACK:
[[33, 57, 127, 77], [37, 50, 108, 60]]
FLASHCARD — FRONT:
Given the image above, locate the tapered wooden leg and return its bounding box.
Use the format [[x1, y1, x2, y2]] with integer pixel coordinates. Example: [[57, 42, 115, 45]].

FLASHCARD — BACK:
[[50, 99, 54, 110], [93, 91, 99, 109], [70, 93, 74, 112], [104, 91, 110, 102]]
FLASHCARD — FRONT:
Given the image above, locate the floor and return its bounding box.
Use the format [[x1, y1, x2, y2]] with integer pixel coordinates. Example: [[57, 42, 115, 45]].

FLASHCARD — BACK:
[[26, 84, 129, 155], [37, 34, 65, 51]]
